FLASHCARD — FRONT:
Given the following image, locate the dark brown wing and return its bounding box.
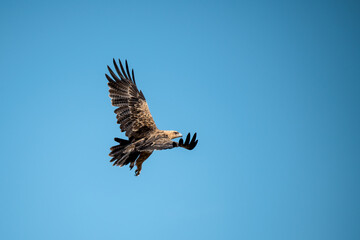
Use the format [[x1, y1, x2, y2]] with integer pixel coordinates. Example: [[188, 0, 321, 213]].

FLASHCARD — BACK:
[[178, 133, 198, 150], [106, 59, 157, 140]]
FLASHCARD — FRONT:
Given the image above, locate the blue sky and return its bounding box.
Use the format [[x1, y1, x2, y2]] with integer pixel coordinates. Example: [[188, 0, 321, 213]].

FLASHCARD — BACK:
[[1, 0, 359, 239]]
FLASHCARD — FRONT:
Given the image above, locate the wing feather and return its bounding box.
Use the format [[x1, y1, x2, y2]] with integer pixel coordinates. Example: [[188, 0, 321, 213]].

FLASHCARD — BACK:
[[107, 66, 121, 82], [125, 60, 132, 82], [119, 59, 129, 79], [113, 59, 126, 80], [106, 59, 157, 139]]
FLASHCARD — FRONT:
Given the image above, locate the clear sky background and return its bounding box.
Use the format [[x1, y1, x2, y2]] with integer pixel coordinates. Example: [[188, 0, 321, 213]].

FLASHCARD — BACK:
[[1, 0, 359, 239]]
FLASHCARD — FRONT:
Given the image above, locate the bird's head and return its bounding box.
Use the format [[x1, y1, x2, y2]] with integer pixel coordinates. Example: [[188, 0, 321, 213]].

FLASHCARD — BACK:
[[164, 130, 183, 139]]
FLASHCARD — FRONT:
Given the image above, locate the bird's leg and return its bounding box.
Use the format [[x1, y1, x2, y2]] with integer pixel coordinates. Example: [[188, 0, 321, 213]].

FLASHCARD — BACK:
[[134, 166, 142, 176], [134, 151, 152, 176]]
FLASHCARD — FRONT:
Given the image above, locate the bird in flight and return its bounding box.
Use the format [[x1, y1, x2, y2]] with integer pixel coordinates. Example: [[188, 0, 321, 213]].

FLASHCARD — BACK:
[[105, 59, 198, 176]]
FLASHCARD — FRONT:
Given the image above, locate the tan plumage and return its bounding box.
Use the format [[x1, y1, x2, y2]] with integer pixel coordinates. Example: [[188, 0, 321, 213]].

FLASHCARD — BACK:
[[106, 59, 198, 176]]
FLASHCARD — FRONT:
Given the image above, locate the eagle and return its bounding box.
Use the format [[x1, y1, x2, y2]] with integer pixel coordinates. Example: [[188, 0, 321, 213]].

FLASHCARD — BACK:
[[105, 59, 198, 176]]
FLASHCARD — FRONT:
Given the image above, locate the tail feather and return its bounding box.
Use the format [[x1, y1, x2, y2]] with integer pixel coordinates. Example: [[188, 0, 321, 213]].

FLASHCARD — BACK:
[[124, 151, 140, 165], [114, 137, 129, 144], [109, 138, 140, 167]]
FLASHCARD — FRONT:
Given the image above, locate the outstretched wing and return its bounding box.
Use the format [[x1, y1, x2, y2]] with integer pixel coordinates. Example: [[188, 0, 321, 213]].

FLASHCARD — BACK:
[[106, 59, 157, 140]]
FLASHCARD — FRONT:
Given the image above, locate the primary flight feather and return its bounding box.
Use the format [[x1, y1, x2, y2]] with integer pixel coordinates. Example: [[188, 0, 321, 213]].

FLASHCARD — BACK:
[[106, 58, 198, 176]]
